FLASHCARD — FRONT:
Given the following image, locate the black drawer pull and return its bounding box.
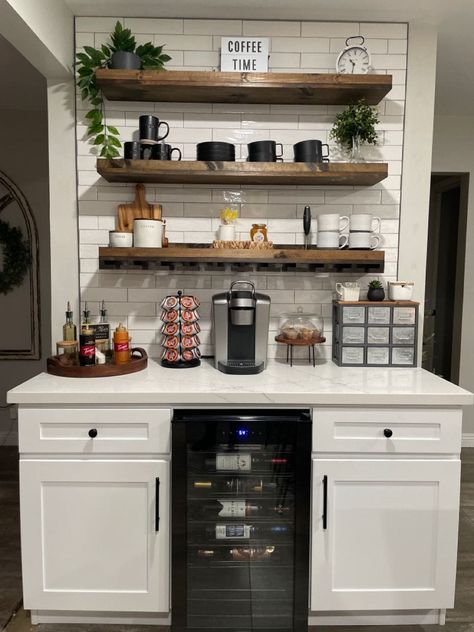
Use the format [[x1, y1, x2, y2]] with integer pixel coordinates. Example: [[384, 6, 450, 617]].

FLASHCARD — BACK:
[[384, 428, 393, 438], [322, 475, 328, 530], [88, 428, 98, 438], [155, 477, 160, 532]]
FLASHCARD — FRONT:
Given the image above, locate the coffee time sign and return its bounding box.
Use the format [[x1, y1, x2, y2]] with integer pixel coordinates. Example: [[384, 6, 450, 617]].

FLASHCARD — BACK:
[[220, 37, 269, 72]]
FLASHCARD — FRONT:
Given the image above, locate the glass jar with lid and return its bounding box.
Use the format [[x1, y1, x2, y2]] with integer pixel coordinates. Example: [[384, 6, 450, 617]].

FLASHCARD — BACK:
[[277, 307, 324, 342]]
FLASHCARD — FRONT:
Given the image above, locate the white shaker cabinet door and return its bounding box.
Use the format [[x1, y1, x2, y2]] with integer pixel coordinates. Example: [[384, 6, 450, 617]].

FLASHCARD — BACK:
[[311, 459, 460, 611], [20, 459, 169, 612]]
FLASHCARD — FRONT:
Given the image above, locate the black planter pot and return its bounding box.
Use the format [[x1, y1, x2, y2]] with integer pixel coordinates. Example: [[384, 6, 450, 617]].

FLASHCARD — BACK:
[[110, 51, 141, 70], [367, 287, 385, 301]]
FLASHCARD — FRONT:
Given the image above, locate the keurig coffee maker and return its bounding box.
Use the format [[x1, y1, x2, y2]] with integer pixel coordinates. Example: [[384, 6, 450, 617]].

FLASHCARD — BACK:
[[212, 281, 271, 374]]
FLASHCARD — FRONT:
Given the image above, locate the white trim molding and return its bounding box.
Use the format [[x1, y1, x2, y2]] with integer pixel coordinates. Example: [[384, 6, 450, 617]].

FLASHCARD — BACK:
[[462, 433, 474, 447]]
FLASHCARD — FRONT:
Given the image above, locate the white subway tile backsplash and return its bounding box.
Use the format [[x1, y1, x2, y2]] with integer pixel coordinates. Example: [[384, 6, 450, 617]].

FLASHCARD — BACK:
[[77, 17, 407, 359]]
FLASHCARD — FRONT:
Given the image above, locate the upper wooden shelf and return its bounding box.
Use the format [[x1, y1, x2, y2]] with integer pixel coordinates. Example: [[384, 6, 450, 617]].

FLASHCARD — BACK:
[[97, 159, 388, 186], [95, 69, 392, 105]]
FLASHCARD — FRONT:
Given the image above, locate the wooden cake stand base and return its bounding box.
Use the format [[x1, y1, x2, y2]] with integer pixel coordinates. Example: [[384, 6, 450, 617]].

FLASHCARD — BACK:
[[275, 335, 326, 367]]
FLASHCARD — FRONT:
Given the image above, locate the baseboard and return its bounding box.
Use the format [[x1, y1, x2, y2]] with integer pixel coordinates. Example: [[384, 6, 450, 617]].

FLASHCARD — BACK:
[[309, 609, 445, 626], [462, 433, 474, 448], [30, 610, 171, 625]]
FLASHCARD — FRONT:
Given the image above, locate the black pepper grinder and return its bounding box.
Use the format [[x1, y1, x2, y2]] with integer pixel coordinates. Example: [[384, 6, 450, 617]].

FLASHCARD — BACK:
[[303, 205, 312, 250]]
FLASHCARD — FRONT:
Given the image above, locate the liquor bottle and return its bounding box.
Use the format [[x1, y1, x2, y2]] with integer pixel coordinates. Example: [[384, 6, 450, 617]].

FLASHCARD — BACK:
[[193, 478, 278, 493], [79, 325, 95, 366], [205, 524, 290, 539], [205, 453, 289, 471], [62, 302, 77, 354], [201, 499, 290, 518], [90, 300, 111, 354]]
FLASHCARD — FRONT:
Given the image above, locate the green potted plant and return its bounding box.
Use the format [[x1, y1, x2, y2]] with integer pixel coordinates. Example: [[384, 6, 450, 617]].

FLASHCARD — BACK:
[[330, 99, 379, 161], [367, 279, 385, 302], [76, 21, 171, 158]]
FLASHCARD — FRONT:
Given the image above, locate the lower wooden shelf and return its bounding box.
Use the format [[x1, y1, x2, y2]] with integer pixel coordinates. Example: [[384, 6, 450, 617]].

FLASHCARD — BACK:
[[99, 245, 385, 273], [97, 159, 388, 186]]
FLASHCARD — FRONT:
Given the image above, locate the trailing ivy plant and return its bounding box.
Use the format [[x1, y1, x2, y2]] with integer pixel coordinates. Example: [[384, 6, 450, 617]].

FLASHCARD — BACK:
[[330, 99, 379, 152], [76, 21, 171, 158]]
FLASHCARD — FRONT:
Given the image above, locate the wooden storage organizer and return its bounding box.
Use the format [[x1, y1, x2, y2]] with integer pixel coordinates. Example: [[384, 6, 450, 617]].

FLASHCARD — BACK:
[[99, 245, 385, 273], [97, 159, 388, 186], [332, 301, 419, 367], [95, 69, 392, 105]]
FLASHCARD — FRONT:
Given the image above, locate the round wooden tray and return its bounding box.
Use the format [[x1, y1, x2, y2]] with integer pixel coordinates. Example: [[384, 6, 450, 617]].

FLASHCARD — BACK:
[[275, 334, 326, 346], [47, 347, 148, 378]]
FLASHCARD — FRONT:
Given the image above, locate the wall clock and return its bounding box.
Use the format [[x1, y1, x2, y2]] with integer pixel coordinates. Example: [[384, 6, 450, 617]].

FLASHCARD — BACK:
[[336, 36, 371, 74]]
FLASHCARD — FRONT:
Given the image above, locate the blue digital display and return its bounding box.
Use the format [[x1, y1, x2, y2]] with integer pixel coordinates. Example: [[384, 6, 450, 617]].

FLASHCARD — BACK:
[[236, 428, 249, 437]]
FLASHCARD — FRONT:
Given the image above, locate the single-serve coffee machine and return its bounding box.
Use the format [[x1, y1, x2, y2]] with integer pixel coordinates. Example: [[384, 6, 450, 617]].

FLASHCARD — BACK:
[[212, 281, 271, 374]]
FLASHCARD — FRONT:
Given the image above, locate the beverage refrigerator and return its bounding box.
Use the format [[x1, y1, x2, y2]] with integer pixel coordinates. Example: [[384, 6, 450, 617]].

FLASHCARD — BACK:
[[171, 409, 311, 632]]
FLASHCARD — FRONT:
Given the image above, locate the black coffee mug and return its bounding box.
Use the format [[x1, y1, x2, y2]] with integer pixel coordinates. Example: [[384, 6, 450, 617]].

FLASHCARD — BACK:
[[140, 143, 154, 160], [294, 139, 330, 163], [248, 140, 283, 162], [124, 141, 141, 160], [139, 114, 170, 142], [152, 144, 182, 161]]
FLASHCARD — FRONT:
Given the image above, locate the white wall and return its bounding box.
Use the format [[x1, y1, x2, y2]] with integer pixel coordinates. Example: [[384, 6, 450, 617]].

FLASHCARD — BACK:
[[432, 114, 474, 435], [76, 18, 408, 361]]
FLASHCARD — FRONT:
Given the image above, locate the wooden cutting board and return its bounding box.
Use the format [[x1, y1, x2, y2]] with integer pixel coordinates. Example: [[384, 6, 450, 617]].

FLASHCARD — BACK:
[[117, 184, 162, 232]]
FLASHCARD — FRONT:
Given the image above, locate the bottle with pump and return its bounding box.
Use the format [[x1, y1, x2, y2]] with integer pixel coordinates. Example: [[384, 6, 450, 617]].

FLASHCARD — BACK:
[[81, 302, 91, 330], [62, 302, 77, 354]]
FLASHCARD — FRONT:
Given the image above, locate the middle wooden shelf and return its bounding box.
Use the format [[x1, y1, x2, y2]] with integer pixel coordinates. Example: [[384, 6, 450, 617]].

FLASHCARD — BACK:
[[97, 159, 388, 186]]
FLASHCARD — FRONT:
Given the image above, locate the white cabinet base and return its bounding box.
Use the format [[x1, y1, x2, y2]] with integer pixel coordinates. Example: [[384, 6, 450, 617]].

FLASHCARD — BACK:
[[30, 610, 171, 625], [308, 608, 446, 626]]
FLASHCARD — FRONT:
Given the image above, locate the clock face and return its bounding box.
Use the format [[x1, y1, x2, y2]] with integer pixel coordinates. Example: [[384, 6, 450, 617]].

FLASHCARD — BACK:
[[337, 46, 370, 74]]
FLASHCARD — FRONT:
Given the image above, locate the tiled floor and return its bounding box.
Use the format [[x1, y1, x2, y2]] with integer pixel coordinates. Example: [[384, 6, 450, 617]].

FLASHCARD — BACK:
[[1, 448, 473, 632]]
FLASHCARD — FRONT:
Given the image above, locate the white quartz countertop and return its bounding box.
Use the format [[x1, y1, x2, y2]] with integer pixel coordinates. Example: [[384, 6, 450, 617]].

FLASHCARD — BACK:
[[7, 359, 473, 406]]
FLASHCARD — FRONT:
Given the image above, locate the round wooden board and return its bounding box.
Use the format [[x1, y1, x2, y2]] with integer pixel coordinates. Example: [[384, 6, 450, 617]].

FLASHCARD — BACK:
[[47, 347, 148, 378], [275, 334, 326, 346]]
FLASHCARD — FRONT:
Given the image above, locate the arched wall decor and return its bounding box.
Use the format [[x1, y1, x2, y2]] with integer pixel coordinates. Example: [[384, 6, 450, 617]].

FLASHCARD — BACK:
[[0, 171, 41, 360]]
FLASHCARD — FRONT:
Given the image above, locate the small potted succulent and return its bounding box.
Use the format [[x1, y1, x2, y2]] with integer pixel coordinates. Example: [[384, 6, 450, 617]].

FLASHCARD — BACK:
[[217, 208, 239, 241], [367, 280, 385, 301], [330, 99, 379, 161], [76, 21, 171, 158]]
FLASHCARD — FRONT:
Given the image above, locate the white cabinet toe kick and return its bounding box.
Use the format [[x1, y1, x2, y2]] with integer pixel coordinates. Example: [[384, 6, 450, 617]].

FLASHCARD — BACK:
[[16, 404, 464, 626]]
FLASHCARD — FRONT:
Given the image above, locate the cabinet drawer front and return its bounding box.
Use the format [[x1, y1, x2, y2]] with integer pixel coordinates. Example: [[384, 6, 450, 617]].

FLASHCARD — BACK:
[[393, 307, 416, 324], [341, 347, 364, 365], [366, 346, 389, 365], [367, 306, 391, 324], [342, 327, 365, 344], [19, 408, 171, 454], [367, 326, 389, 345], [392, 326, 415, 345], [312, 407, 462, 454], [342, 306, 365, 324]]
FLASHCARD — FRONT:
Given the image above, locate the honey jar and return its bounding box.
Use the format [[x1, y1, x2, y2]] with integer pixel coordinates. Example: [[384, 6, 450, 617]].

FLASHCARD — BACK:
[[250, 224, 268, 242]]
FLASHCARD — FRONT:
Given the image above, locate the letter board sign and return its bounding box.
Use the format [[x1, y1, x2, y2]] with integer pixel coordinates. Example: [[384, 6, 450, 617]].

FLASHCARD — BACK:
[[220, 37, 269, 72]]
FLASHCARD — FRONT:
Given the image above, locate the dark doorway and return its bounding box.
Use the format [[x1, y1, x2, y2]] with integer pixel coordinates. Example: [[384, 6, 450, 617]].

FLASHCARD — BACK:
[[423, 173, 469, 383]]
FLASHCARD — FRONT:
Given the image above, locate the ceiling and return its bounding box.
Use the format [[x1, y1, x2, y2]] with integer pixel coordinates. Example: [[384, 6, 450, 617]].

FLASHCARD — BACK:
[[64, 0, 474, 116]]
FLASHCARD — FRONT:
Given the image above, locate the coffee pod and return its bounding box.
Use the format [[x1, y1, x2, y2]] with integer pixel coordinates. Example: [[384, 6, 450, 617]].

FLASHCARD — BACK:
[[162, 348, 179, 363], [182, 334, 201, 349], [182, 347, 201, 362], [181, 309, 200, 322], [161, 308, 179, 323], [162, 335, 180, 349], [181, 321, 201, 336], [181, 295, 200, 310], [162, 322, 179, 336], [161, 296, 179, 310]]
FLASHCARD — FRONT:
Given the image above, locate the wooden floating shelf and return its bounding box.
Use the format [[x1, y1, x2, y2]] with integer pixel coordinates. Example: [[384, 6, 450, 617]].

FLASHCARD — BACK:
[[95, 70, 392, 105], [97, 159, 388, 186], [99, 246, 385, 273]]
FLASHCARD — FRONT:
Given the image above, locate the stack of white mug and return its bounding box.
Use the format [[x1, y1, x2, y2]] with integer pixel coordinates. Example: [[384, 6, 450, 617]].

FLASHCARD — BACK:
[[316, 213, 381, 249], [348, 213, 381, 249], [316, 214, 350, 249]]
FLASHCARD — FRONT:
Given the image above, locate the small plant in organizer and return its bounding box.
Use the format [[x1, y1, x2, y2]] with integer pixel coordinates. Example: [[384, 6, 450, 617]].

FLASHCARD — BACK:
[[75, 21, 171, 158]]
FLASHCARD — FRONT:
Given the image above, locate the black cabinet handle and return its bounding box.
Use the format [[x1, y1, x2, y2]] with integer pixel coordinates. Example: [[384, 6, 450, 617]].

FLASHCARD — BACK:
[[88, 428, 97, 438], [384, 428, 393, 438], [155, 477, 160, 532], [322, 475, 328, 530]]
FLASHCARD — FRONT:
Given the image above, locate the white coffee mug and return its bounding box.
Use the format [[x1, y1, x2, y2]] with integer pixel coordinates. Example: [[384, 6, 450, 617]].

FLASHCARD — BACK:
[[317, 213, 349, 232], [336, 282, 361, 301], [317, 231, 349, 249], [350, 213, 381, 233], [109, 231, 133, 247], [133, 218, 164, 248], [348, 232, 381, 250]]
